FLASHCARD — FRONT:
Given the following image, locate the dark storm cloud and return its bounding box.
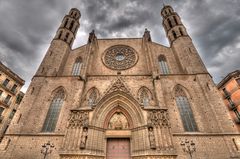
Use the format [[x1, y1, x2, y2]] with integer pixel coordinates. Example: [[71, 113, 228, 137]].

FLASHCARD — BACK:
[[0, 0, 239, 92]]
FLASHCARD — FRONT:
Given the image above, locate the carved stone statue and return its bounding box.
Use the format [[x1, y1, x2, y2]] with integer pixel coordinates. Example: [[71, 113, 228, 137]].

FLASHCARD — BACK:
[[80, 127, 88, 149], [148, 127, 156, 149]]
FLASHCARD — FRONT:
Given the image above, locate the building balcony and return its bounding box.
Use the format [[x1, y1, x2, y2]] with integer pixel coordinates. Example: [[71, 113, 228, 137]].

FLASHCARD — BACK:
[[0, 83, 17, 95], [228, 100, 236, 110], [0, 97, 11, 107]]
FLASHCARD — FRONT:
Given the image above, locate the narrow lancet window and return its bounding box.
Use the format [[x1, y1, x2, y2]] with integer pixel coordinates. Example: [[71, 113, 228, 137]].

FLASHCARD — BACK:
[[172, 30, 177, 39], [158, 55, 170, 74], [138, 87, 151, 107], [175, 86, 198, 132], [72, 57, 82, 76], [42, 89, 65, 132], [168, 19, 173, 28], [64, 19, 68, 27]]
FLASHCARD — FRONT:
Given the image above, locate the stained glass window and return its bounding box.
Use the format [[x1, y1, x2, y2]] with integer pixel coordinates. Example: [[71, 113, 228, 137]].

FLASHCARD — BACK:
[[159, 55, 170, 74], [42, 90, 64, 132], [72, 57, 82, 76], [175, 86, 198, 132]]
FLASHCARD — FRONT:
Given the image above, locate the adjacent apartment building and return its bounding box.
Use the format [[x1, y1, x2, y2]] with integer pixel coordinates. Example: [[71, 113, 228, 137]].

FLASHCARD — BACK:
[[0, 62, 25, 141], [217, 70, 240, 131]]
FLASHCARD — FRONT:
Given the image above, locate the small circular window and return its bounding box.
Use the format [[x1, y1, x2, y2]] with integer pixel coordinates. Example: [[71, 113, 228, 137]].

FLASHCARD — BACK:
[[115, 53, 125, 61]]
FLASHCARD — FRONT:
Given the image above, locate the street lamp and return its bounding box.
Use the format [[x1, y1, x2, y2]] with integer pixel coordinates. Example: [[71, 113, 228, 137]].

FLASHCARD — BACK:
[[180, 139, 196, 159], [41, 141, 55, 159]]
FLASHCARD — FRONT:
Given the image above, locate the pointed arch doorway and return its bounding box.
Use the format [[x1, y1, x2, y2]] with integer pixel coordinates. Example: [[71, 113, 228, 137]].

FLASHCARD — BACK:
[[105, 108, 132, 159], [106, 138, 130, 159]]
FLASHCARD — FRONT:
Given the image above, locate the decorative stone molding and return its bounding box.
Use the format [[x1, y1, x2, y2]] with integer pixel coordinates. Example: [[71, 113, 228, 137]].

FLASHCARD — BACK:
[[60, 155, 104, 159], [68, 110, 89, 128], [102, 45, 138, 70], [105, 78, 131, 95], [147, 110, 170, 128]]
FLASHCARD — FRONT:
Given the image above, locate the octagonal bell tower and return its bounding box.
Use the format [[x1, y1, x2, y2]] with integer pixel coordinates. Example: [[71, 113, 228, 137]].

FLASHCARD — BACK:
[[36, 8, 81, 77], [161, 5, 208, 74]]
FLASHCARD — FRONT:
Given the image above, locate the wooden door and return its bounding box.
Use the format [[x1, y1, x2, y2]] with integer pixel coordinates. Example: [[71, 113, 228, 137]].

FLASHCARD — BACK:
[[106, 138, 130, 159]]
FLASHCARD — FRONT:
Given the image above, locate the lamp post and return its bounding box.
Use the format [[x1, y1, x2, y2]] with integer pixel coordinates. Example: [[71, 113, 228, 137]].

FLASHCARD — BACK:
[[41, 141, 55, 159], [180, 139, 196, 159]]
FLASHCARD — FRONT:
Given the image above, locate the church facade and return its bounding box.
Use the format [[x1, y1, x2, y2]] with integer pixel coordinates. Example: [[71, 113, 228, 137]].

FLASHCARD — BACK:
[[0, 5, 240, 159]]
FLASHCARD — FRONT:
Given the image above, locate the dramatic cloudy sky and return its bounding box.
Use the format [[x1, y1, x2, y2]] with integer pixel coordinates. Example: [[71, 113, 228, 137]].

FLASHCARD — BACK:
[[0, 0, 240, 92]]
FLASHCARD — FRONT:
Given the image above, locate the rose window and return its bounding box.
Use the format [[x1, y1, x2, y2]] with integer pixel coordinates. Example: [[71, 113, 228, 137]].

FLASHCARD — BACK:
[[103, 45, 138, 70]]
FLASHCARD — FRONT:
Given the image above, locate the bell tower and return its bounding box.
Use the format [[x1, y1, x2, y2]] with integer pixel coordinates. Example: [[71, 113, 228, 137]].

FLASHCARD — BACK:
[[161, 5, 208, 74], [35, 8, 81, 76], [54, 8, 80, 46], [161, 5, 188, 43]]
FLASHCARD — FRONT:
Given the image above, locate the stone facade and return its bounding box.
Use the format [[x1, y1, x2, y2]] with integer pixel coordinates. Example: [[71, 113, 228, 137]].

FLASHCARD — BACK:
[[0, 62, 25, 142], [0, 5, 240, 159]]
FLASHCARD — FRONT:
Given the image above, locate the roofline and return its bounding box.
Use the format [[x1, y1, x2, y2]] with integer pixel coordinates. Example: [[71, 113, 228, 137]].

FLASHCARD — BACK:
[[0, 62, 25, 85], [97, 37, 142, 40], [217, 70, 240, 88]]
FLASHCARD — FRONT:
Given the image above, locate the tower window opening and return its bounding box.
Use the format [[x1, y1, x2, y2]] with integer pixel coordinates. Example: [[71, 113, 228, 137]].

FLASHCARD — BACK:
[[165, 10, 168, 16], [174, 16, 178, 25], [74, 13, 77, 18], [167, 19, 173, 28], [74, 26, 78, 34], [172, 30, 177, 39], [69, 21, 74, 30], [64, 19, 68, 27], [179, 28, 184, 36], [64, 33, 69, 42], [70, 38, 73, 45], [58, 31, 62, 39], [168, 9, 171, 13]]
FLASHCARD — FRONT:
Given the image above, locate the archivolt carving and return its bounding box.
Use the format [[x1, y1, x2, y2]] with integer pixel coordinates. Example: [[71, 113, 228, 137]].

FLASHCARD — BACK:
[[147, 110, 170, 128], [108, 112, 129, 130], [68, 111, 89, 128]]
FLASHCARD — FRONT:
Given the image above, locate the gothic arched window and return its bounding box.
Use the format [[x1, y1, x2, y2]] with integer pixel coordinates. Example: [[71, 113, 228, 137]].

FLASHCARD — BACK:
[[167, 18, 173, 28], [174, 16, 178, 25], [64, 18, 68, 27], [138, 87, 151, 107], [58, 31, 62, 39], [158, 55, 170, 74], [175, 86, 198, 132], [64, 32, 69, 42], [69, 20, 74, 31], [88, 89, 97, 107], [42, 89, 65, 132], [179, 28, 184, 36], [172, 30, 177, 39], [72, 57, 82, 76]]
